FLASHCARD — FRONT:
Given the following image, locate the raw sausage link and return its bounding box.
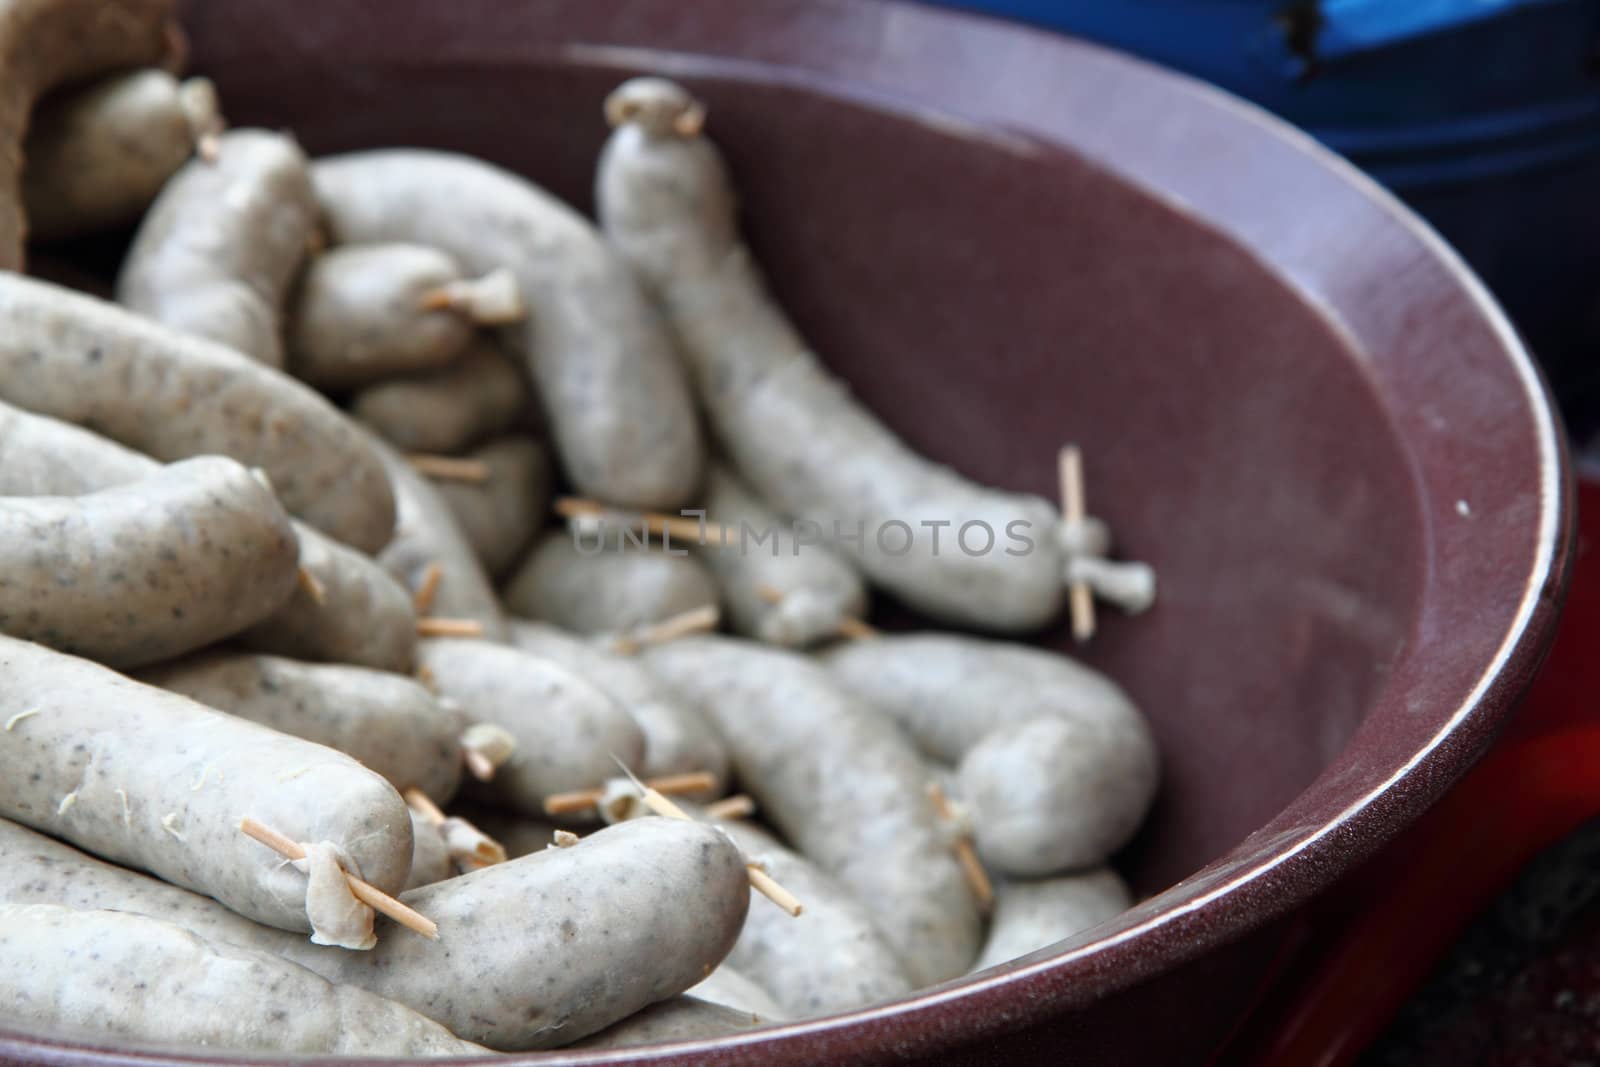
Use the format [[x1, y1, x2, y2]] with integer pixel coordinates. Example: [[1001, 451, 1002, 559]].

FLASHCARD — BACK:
[[0, 396, 416, 672], [0, 905, 487, 1056], [351, 338, 531, 454], [117, 128, 316, 368], [0, 456, 298, 668], [598, 78, 1066, 630], [641, 636, 983, 984], [970, 868, 1132, 972], [314, 149, 704, 510], [431, 435, 550, 579], [0, 273, 397, 553], [135, 649, 463, 803], [504, 529, 719, 637], [0, 636, 412, 935], [823, 633, 1159, 875]]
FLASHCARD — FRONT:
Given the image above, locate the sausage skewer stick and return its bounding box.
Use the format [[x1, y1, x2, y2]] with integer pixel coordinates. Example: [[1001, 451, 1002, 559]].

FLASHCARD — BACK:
[[411, 562, 443, 615], [408, 454, 490, 484], [1059, 445, 1095, 643], [416, 617, 484, 638], [237, 817, 439, 939], [754, 584, 878, 641], [609, 604, 719, 655], [703, 794, 756, 820], [295, 566, 328, 605], [402, 788, 507, 869], [556, 496, 733, 548], [611, 759, 803, 918], [543, 771, 718, 816], [929, 782, 995, 912]]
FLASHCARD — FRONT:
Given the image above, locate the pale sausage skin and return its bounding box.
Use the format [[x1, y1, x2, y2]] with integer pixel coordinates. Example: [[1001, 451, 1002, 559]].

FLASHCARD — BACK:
[[416, 637, 644, 817], [0, 636, 412, 935], [697, 463, 868, 647], [351, 338, 530, 454], [823, 634, 1159, 876], [504, 530, 719, 637], [22, 68, 217, 241], [0, 456, 298, 668], [598, 78, 1067, 631], [0, 0, 178, 266], [136, 649, 464, 803], [0, 398, 417, 673], [371, 432, 508, 640], [314, 149, 704, 510], [641, 636, 983, 985], [715, 818, 913, 1017], [0, 273, 397, 553], [432, 435, 550, 579], [508, 618, 730, 796], [0, 905, 488, 1057], [287, 242, 492, 390], [117, 128, 317, 369], [970, 869, 1132, 972], [572, 996, 766, 1049]]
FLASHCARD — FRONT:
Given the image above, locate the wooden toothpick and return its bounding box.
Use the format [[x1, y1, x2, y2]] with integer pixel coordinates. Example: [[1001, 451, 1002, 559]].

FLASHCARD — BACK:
[[402, 788, 506, 867], [408, 454, 490, 484], [754, 584, 879, 640], [462, 747, 496, 782], [416, 617, 484, 638], [543, 770, 718, 816], [295, 566, 327, 605], [238, 817, 439, 939], [412, 562, 444, 615], [1059, 445, 1096, 644], [928, 783, 994, 912], [611, 757, 803, 917], [703, 794, 756, 821], [609, 605, 719, 655]]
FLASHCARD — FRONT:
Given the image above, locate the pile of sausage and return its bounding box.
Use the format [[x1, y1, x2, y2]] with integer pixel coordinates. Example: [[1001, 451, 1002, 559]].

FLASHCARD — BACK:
[[0, 2, 1160, 1056]]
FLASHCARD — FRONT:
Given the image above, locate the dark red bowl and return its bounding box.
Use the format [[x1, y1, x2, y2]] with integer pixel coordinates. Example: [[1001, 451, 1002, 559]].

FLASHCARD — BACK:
[[2, 1, 1572, 1064]]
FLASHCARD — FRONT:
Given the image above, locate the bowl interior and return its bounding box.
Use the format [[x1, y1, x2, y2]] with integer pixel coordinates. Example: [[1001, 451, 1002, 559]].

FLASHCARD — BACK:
[[8, 1, 1566, 1063], [182, 20, 1423, 898]]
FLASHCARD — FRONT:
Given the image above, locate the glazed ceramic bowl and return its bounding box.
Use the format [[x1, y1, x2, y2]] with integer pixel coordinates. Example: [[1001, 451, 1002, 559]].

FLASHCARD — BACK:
[[1, 1, 1571, 1064]]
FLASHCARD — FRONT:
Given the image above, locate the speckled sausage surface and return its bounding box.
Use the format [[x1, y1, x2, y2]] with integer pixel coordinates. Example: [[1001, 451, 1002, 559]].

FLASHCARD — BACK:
[[416, 638, 643, 816], [0, 398, 417, 673], [641, 636, 982, 985], [0, 456, 298, 668], [598, 78, 1065, 631], [685, 964, 786, 1020], [823, 633, 1159, 875], [238, 521, 418, 673], [0, 905, 488, 1057], [971, 869, 1132, 973], [0, 274, 396, 552], [288, 242, 492, 389], [351, 338, 530, 454], [371, 432, 507, 640], [572, 996, 767, 1049], [136, 649, 463, 803], [504, 530, 719, 637], [715, 818, 913, 1017], [0, 0, 178, 267], [0, 636, 412, 934], [433, 435, 550, 579], [285, 817, 751, 1049], [22, 69, 216, 240], [117, 128, 316, 369], [314, 149, 704, 510], [508, 618, 729, 795], [698, 463, 868, 647], [404, 808, 453, 891]]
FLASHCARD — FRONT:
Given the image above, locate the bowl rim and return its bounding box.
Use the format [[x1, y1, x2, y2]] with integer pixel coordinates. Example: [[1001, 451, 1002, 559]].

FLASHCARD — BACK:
[[2, 0, 1573, 1063]]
